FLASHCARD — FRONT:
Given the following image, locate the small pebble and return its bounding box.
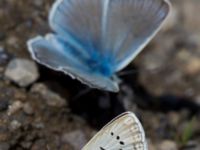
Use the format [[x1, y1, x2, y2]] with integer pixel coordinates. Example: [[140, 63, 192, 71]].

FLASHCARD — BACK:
[[7, 101, 23, 116], [9, 120, 21, 131], [6, 36, 18, 47], [4, 58, 39, 87], [23, 102, 34, 115], [31, 83, 67, 108], [21, 141, 32, 149], [167, 112, 180, 127]]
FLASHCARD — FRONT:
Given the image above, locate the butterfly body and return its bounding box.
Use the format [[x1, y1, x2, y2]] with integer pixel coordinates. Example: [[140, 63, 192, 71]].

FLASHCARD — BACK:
[[28, 0, 171, 92], [82, 112, 147, 150], [53, 34, 115, 77]]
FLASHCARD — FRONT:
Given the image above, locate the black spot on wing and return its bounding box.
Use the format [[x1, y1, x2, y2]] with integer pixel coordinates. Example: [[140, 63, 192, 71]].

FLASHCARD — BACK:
[[120, 141, 125, 145]]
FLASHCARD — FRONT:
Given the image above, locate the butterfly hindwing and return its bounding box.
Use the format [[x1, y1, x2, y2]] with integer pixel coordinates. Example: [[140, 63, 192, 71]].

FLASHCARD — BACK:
[[27, 35, 119, 92], [82, 112, 147, 150]]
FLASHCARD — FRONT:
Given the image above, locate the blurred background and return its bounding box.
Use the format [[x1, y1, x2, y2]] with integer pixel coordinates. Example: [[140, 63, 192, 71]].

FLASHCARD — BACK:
[[0, 0, 200, 149]]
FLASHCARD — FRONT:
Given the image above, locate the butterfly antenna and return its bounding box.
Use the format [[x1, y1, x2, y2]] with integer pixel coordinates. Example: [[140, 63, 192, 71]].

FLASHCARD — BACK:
[[118, 64, 170, 77], [118, 69, 139, 77], [72, 88, 92, 101]]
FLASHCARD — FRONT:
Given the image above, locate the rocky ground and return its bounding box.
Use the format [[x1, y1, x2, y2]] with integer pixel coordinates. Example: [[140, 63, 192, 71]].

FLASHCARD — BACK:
[[0, 0, 200, 150]]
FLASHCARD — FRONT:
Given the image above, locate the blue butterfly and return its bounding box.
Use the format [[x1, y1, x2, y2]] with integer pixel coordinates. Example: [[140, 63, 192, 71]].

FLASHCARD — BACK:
[[27, 0, 170, 92]]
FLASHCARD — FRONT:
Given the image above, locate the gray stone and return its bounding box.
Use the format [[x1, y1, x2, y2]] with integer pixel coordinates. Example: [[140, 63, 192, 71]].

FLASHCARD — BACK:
[[5, 58, 39, 87], [9, 120, 22, 131], [23, 102, 34, 115]]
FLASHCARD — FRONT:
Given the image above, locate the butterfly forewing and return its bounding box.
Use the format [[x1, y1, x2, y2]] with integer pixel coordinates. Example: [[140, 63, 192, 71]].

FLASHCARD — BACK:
[[82, 112, 147, 150], [104, 0, 170, 71], [49, 0, 170, 71], [49, 0, 104, 52]]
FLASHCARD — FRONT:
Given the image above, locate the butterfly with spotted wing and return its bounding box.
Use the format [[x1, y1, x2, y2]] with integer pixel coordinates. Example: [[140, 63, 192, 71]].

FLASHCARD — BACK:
[[82, 112, 147, 150]]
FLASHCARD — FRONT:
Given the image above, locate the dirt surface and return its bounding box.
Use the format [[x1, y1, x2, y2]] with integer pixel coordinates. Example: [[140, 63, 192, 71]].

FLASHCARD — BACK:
[[0, 0, 200, 150]]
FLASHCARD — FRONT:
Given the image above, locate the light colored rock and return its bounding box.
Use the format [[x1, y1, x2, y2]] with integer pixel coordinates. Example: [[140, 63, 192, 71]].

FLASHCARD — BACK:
[[9, 120, 22, 131], [167, 112, 180, 127], [7, 101, 23, 116], [23, 102, 34, 115], [5, 58, 39, 87], [61, 130, 87, 150], [31, 83, 67, 107], [177, 49, 200, 75], [157, 140, 178, 150], [6, 36, 18, 47]]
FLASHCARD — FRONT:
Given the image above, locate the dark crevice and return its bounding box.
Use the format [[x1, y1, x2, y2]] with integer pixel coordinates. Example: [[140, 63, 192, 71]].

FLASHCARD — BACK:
[[37, 64, 200, 129]]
